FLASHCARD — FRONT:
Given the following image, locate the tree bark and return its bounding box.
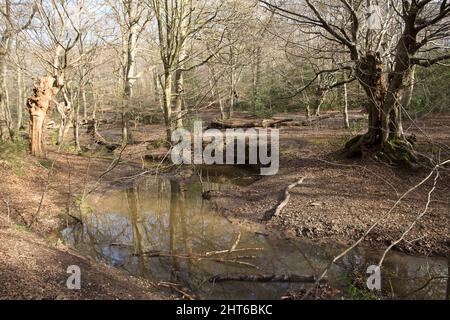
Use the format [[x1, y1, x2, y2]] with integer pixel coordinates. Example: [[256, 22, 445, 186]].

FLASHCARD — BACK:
[[0, 53, 11, 141], [15, 65, 24, 131], [343, 80, 349, 129], [345, 51, 417, 166], [27, 76, 58, 157], [174, 67, 184, 129], [313, 86, 327, 117], [161, 72, 173, 142]]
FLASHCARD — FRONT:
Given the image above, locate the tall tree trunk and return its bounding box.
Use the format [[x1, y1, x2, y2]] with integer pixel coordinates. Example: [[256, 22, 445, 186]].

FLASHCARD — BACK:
[[82, 86, 88, 122], [402, 65, 416, 111], [56, 89, 72, 146], [73, 88, 81, 152], [252, 46, 262, 112], [208, 64, 225, 120], [16, 66, 24, 131], [161, 72, 173, 142], [313, 87, 327, 117], [174, 15, 186, 130], [174, 68, 184, 129], [343, 80, 349, 129], [122, 26, 138, 145], [153, 69, 163, 111], [27, 76, 58, 157], [0, 53, 10, 141]]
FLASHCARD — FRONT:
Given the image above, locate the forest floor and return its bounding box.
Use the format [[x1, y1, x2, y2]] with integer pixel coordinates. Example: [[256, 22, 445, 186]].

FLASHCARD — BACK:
[[0, 109, 449, 299]]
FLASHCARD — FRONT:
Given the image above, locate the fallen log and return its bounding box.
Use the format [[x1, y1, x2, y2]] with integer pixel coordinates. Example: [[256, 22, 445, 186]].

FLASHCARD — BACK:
[[262, 177, 305, 221], [209, 273, 318, 283], [300, 114, 334, 126], [208, 118, 293, 129]]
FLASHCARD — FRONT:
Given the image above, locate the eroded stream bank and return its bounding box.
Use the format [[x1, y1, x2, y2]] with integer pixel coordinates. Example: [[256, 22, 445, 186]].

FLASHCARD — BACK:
[[61, 166, 448, 300]]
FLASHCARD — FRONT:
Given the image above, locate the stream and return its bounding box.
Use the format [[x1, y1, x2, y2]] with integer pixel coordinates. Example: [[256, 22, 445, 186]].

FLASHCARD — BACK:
[[61, 166, 448, 300]]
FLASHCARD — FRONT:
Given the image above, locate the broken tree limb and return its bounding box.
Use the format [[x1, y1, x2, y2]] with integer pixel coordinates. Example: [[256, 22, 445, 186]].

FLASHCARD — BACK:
[[133, 251, 261, 269], [209, 273, 319, 283], [262, 177, 305, 221], [208, 118, 293, 129]]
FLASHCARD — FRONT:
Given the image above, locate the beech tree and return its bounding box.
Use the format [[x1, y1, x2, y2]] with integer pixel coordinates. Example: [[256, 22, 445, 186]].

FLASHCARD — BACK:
[[260, 0, 450, 165]]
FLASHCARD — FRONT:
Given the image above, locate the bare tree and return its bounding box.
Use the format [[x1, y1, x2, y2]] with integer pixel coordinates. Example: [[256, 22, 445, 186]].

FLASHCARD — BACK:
[[261, 0, 450, 165], [0, 0, 35, 141], [106, 0, 150, 145], [150, 0, 220, 140]]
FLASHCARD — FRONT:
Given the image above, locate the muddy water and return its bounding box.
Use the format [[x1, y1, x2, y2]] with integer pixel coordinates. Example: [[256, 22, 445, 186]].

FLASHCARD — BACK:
[[61, 166, 448, 300]]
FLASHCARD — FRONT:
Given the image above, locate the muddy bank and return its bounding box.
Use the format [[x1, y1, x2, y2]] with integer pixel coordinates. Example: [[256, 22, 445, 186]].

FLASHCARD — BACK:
[[0, 149, 168, 299], [0, 228, 166, 299]]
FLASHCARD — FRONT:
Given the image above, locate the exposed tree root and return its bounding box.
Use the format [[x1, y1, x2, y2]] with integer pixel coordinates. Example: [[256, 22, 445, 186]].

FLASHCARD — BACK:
[[345, 134, 418, 168]]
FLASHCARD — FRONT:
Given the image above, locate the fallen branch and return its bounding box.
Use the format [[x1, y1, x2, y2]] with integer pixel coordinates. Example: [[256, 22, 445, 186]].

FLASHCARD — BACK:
[[133, 251, 261, 269], [209, 273, 318, 283], [134, 233, 263, 269], [262, 177, 305, 221], [157, 281, 195, 300]]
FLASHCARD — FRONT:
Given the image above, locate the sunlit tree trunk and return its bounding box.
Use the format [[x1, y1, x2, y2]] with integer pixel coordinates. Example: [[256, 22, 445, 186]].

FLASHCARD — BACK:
[[343, 74, 349, 129], [161, 72, 173, 142], [0, 53, 10, 142], [15, 65, 24, 132], [27, 76, 58, 157]]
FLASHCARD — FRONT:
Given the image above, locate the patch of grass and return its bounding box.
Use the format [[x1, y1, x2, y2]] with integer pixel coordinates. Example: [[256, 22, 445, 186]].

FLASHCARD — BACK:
[[0, 137, 29, 176], [10, 223, 29, 233], [338, 269, 383, 300], [148, 137, 168, 150], [36, 158, 53, 170]]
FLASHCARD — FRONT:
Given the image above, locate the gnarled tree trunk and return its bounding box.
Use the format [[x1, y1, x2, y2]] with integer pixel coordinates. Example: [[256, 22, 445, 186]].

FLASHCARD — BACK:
[[27, 76, 58, 157], [345, 51, 417, 166]]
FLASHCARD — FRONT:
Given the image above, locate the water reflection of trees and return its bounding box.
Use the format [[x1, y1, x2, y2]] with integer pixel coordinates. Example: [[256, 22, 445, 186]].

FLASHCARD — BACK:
[[65, 177, 449, 299]]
